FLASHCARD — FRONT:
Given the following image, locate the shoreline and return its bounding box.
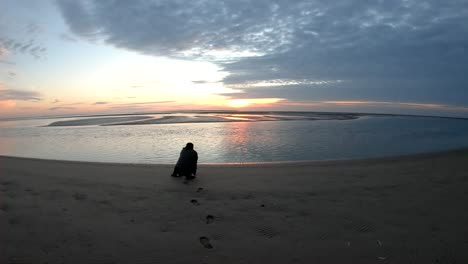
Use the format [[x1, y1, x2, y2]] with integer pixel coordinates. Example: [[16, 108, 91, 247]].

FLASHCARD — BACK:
[[2, 147, 468, 263], [1, 146, 468, 168]]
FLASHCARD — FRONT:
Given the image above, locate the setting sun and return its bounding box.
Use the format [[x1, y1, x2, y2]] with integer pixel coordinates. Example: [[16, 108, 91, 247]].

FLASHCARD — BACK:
[[226, 98, 283, 108], [228, 99, 250, 108]]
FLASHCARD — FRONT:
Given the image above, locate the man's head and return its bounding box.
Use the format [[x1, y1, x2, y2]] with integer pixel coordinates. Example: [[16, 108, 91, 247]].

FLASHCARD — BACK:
[[186, 142, 194, 150]]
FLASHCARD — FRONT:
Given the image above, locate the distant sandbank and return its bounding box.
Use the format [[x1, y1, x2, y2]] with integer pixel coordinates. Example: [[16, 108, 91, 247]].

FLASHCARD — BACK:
[[45, 112, 360, 127]]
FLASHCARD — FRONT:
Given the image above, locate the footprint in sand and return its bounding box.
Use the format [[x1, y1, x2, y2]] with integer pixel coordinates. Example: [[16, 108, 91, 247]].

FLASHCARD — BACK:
[[8, 217, 20, 225], [134, 196, 148, 201], [357, 223, 374, 233], [206, 215, 215, 224], [318, 232, 328, 240], [190, 199, 200, 206], [0, 202, 9, 212], [73, 192, 87, 201], [197, 187, 204, 193], [1, 181, 13, 186], [256, 226, 279, 239], [183, 178, 196, 184], [199, 236, 213, 249]]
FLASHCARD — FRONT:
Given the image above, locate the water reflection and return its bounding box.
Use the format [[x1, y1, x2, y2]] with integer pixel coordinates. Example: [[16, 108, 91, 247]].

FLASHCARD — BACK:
[[0, 116, 468, 163], [223, 116, 251, 121], [225, 121, 250, 146], [219, 121, 295, 162]]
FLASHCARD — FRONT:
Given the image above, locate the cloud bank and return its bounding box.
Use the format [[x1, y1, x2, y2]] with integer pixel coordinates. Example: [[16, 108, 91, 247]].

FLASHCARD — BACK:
[[56, 0, 468, 107]]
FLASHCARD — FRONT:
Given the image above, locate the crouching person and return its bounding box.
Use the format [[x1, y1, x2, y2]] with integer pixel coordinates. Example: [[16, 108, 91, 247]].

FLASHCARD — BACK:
[[171, 142, 198, 180]]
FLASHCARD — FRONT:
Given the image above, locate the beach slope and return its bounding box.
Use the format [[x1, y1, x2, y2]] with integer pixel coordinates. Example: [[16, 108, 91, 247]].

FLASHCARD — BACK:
[[1, 150, 468, 263]]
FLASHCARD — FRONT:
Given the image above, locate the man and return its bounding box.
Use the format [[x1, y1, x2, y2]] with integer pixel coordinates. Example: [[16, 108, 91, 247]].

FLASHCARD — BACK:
[[171, 142, 198, 179]]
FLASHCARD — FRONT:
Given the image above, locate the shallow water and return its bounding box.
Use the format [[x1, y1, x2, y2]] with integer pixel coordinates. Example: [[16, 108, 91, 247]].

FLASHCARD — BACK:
[[1, 113, 468, 163]]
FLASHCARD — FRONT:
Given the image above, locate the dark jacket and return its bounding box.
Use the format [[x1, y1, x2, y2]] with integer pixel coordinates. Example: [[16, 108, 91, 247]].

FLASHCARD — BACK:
[[176, 147, 198, 175]]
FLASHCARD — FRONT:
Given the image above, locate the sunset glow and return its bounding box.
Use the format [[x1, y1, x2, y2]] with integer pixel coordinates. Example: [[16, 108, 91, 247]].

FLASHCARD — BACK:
[[228, 99, 250, 108], [0, 1, 467, 118], [226, 98, 283, 108], [2, 3, 468, 263]]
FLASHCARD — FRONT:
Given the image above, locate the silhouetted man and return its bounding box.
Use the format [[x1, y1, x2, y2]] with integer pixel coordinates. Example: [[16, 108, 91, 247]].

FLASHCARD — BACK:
[[171, 142, 198, 179]]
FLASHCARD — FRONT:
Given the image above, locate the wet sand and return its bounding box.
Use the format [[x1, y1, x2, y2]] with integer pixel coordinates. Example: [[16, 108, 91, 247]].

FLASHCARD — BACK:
[[45, 112, 360, 127], [1, 149, 468, 263]]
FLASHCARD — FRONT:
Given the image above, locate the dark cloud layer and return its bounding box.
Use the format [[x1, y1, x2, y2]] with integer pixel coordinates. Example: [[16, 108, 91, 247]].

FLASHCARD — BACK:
[[56, 0, 296, 56], [56, 0, 468, 106]]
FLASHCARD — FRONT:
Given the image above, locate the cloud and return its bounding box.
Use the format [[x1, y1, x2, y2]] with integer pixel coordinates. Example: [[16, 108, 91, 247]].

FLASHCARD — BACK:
[[0, 38, 47, 59], [192, 80, 217, 84], [110, 101, 175, 107], [0, 60, 15, 65], [108, 101, 176, 112], [270, 100, 468, 117], [59, 33, 78, 42], [47, 102, 83, 110], [49, 106, 75, 111], [26, 22, 42, 35], [222, 78, 468, 106], [320, 101, 468, 112], [93, 101, 108, 105], [56, 0, 468, 107], [55, 0, 100, 38], [131, 101, 175, 105], [56, 0, 296, 58], [62, 102, 84, 106], [0, 89, 41, 101], [0, 46, 8, 57]]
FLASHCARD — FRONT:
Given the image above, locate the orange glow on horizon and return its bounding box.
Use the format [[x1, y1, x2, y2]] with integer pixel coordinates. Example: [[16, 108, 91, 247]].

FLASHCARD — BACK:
[[0, 100, 16, 109], [228, 99, 250, 108], [226, 98, 283, 108]]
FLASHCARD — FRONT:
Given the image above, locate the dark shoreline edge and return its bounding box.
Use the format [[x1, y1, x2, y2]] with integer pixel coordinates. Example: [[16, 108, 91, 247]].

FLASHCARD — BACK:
[[2, 147, 468, 168]]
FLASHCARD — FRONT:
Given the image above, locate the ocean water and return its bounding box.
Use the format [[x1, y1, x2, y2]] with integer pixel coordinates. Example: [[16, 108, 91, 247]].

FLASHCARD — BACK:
[[1, 113, 468, 164]]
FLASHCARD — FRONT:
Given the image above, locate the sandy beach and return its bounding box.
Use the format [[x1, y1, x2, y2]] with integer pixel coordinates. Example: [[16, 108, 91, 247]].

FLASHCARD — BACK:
[[1, 150, 468, 263]]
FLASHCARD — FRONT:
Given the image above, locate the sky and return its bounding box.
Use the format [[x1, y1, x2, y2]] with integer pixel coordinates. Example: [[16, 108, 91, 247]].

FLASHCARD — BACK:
[[0, 0, 467, 118]]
